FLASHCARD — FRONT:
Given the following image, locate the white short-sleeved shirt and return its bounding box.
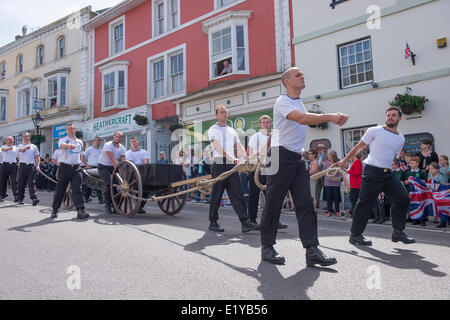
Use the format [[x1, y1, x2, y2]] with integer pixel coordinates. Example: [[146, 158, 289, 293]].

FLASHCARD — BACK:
[[58, 137, 84, 165], [84, 146, 102, 167], [362, 125, 405, 169], [18, 143, 39, 164], [98, 141, 126, 166], [248, 132, 270, 156], [272, 95, 307, 153], [1, 145, 18, 163], [52, 149, 61, 162], [126, 149, 149, 165], [208, 123, 239, 159], [0, 152, 3, 164]]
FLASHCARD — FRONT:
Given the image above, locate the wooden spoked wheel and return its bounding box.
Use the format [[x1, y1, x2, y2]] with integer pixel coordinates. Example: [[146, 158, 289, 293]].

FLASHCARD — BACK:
[[111, 160, 142, 217], [62, 183, 74, 209], [157, 173, 187, 216]]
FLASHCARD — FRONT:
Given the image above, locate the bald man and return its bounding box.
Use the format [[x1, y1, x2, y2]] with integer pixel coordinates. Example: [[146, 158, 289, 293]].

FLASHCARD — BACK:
[[260, 67, 349, 266]]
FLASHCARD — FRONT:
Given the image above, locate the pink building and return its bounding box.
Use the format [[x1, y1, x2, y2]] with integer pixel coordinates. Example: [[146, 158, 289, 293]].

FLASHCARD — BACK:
[[83, 0, 293, 161]]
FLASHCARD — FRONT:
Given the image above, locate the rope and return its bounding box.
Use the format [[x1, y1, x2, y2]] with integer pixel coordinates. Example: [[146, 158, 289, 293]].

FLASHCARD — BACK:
[[37, 170, 58, 184], [310, 163, 350, 194]]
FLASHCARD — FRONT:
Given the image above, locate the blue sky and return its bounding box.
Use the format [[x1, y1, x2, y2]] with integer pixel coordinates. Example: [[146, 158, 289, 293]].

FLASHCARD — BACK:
[[0, 0, 122, 47]]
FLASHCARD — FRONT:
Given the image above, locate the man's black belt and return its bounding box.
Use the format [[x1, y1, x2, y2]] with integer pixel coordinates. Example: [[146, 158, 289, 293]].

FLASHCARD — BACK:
[[60, 163, 80, 168], [20, 163, 35, 166], [3, 162, 17, 165], [365, 164, 392, 173]]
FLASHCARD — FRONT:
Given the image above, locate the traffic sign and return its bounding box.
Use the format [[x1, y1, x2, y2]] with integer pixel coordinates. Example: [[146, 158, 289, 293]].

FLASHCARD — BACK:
[[33, 99, 44, 110]]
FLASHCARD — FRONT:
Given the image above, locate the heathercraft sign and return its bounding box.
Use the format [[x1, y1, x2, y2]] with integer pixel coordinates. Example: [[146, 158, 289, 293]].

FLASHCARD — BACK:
[[83, 107, 147, 140]]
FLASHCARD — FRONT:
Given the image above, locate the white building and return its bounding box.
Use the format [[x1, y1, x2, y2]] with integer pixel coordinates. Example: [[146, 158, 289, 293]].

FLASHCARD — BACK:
[[292, 0, 450, 157]]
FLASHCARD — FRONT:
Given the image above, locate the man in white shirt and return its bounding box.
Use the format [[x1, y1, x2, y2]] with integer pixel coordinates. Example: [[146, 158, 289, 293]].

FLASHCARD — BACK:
[[339, 107, 415, 246], [260, 67, 348, 266], [98, 131, 126, 214], [82, 136, 104, 204], [17, 132, 40, 206], [248, 115, 287, 230], [0, 136, 19, 202], [207, 105, 259, 233], [126, 137, 149, 213], [51, 124, 89, 219], [51, 148, 61, 166], [0, 150, 3, 200]]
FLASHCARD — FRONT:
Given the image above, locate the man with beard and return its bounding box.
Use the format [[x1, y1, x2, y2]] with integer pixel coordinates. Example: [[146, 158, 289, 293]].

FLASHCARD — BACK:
[[339, 106, 415, 246]]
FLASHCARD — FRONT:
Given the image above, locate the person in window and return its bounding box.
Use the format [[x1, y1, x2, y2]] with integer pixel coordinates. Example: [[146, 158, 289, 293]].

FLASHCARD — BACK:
[[220, 60, 232, 76]]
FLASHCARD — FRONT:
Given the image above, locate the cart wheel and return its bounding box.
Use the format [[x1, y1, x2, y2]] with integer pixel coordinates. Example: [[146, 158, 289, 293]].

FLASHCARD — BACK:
[[111, 160, 142, 217], [157, 173, 187, 216], [63, 183, 74, 209]]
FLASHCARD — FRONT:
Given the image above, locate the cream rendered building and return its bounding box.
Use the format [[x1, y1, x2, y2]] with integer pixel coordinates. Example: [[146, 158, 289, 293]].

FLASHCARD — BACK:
[[0, 7, 96, 156], [292, 0, 450, 157]]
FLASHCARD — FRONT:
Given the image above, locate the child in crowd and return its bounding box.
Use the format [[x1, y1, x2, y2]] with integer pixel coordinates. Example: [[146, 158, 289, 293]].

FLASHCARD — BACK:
[[347, 152, 363, 218], [403, 155, 428, 226], [428, 162, 448, 228], [439, 155, 449, 184]]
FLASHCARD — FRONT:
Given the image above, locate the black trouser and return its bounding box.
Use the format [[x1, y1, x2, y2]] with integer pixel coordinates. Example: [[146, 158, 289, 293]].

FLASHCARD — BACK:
[[52, 163, 84, 210], [315, 179, 323, 208], [248, 171, 266, 222], [98, 164, 114, 208], [17, 163, 38, 201], [260, 147, 319, 248], [349, 188, 360, 214], [1, 163, 18, 198], [351, 164, 410, 236], [209, 160, 249, 223]]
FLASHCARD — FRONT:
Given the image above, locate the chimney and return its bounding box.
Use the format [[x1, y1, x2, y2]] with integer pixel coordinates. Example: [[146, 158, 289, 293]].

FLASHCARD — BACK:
[[22, 25, 27, 37]]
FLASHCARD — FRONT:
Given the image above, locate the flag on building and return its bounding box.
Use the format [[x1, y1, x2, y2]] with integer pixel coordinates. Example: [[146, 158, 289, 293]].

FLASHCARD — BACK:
[[408, 177, 450, 220], [405, 42, 413, 59]]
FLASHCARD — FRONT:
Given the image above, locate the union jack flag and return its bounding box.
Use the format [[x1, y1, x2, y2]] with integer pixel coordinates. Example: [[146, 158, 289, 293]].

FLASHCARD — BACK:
[[408, 177, 450, 220], [400, 160, 408, 171], [405, 42, 413, 59]]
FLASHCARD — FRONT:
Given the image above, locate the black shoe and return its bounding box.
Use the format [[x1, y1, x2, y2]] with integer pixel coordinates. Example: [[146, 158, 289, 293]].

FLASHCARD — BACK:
[[436, 222, 447, 228], [349, 234, 372, 246], [32, 199, 40, 206], [85, 198, 92, 202], [51, 209, 58, 218], [14, 196, 19, 203], [209, 221, 224, 232], [18, 200, 24, 205], [392, 229, 416, 244], [412, 220, 420, 225], [371, 219, 380, 224], [137, 208, 146, 214], [261, 246, 285, 265], [278, 222, 288, 230], [0, 198, 4, 202], [242, 219, 260, 233], [376, 218, 386, 224], [77, 209, 90, 220], [306, 246, 337, 267]]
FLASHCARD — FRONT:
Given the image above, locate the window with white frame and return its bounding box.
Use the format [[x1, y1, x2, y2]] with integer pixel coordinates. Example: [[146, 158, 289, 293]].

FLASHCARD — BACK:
[[57, 37, 66, 58], [203, 11, 251, 80], [339, 38, 373, 89], [17, 89, 31, 118], [216, 0, 238, 8], [46, 74, 68, 108], [37, 46, 45, 66], [1, 62, 6, 80], [342, 125, 375, 155], [0, 94, 6, 121], [17, 55, 23, 74], [153, 0, 180, 37], [148, 45, 185, 102], [15, 79, 39, 118], [110, 16, 125, 56], [99, 61, 129, 110]]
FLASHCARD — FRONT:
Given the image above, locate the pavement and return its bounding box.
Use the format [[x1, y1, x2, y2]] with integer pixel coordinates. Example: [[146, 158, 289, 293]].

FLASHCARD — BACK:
[[0, 191, 449, 300]]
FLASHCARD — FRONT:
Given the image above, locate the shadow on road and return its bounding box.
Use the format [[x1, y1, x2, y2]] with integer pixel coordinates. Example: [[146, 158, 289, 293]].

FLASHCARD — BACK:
[[321, 245, 447, 277]]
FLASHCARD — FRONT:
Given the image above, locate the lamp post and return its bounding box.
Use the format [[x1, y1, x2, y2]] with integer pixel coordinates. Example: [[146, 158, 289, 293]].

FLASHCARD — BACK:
[[31, 112, 44, 151]]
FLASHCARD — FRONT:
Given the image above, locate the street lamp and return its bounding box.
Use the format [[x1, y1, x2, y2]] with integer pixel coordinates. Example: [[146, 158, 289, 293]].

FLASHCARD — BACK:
[[31, 112, 44, 150]]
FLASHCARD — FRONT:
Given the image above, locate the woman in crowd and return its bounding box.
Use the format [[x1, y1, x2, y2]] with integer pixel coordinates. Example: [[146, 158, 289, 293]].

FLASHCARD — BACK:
[[323, 149, 342, 217], [308, 149, 319, 213], [439, 155, 449, 183], [416, 139, 439, 173]]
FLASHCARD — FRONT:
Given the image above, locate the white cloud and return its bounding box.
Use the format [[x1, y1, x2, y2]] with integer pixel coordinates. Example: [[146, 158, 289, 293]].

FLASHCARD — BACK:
[[0, 0, 122, 47]]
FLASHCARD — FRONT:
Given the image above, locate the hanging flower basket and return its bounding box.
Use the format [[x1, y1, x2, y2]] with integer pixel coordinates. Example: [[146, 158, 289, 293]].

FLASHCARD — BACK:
[[389, 93, 428, 115], [133, 114, 149, 126], [75, 131, 83, 139], [168, 123, 183, 132], [307, 110, 328, 130], [30, 134, 46, 144]]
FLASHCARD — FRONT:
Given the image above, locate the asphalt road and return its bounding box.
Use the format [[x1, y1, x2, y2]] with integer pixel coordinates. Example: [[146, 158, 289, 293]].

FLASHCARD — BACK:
[[0, 191, 449, 300]]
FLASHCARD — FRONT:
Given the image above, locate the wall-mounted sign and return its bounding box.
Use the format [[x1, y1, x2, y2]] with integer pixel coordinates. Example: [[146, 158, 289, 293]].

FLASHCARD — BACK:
[[437, 37, 447, 49], [52, 123, 68, 139]]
